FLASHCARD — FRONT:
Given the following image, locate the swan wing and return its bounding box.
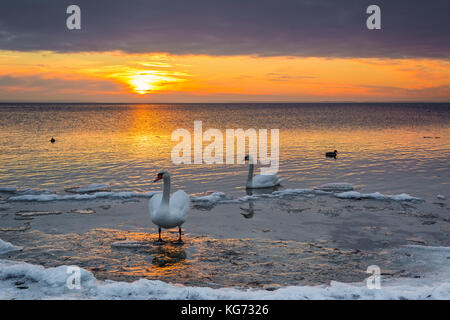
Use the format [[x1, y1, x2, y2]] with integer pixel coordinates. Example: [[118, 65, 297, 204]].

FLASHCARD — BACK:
[[169, 190, 190, 222], [251, 174, 282, 188], [149, 192, 162, 220]]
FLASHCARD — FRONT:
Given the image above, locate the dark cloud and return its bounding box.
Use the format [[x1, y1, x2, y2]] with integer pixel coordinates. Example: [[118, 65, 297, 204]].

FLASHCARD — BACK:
[[0, 0, 449, 58]]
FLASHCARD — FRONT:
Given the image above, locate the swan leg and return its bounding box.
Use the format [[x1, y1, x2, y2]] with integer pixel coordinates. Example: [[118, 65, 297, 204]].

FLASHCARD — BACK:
[[154, 227, 166, 245], [175, 227, 184, 244]]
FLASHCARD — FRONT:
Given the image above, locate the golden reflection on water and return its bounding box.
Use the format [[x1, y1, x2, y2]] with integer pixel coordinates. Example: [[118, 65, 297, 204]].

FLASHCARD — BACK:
[[2, 228, 395, 287], [0, 104, 448, 196], [108, 230, 190, 278]]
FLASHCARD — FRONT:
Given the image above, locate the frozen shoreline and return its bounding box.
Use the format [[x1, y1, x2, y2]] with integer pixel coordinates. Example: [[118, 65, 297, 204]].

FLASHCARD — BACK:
[[1, 244, 450, 300], [0, 183, 449, 299]]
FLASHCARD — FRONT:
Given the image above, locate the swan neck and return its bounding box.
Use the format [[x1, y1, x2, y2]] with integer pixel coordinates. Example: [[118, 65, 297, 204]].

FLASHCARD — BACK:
[[247, 162, 254, 184], [162, 175, 171, 204]]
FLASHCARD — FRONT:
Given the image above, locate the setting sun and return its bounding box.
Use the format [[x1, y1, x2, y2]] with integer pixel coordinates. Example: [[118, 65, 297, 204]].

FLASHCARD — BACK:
[[126, 70, 188, 95], [129, 73, 160, 94]]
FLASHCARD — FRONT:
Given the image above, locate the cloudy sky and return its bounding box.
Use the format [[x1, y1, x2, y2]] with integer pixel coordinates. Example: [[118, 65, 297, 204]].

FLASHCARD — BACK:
[[0, 0, 449, 102]]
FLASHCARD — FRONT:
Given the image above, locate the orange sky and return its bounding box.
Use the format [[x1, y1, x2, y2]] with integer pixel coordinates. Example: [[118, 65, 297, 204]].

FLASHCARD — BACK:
[[0, 50, 449, 102]]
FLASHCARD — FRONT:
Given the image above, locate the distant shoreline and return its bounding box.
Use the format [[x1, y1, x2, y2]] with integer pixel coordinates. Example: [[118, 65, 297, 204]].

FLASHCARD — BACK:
[[1, 102, 449, 105]]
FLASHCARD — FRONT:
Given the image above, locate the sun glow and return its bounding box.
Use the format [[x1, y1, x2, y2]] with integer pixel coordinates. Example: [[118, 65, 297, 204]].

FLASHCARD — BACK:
[[126, 70, 188, 95], [129, 74, 160, 94], [1, 50, 450, 101]]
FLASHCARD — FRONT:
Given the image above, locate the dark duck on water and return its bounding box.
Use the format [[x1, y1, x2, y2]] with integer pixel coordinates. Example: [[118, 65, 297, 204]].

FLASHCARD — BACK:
[[326, 150, 337, 158]]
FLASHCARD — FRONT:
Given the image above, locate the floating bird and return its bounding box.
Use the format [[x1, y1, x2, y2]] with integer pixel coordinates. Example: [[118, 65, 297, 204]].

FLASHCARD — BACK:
[[244, 155, 282, 189], [149, 171, 189, 244], [325, 150, 338, 158], [50, 137, 56, 143]]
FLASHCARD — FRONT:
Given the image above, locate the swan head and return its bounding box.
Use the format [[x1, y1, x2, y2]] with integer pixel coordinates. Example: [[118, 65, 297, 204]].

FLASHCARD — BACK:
[[153, 170, 169, 182], [244, 155, 256, 164], [334, 150, 338, 154]]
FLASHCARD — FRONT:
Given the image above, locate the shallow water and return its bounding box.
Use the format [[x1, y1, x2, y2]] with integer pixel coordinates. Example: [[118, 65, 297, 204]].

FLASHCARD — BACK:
[[1, 103, 449, 200], [0, 228, 393, 287], [1, 187, 449, 289]]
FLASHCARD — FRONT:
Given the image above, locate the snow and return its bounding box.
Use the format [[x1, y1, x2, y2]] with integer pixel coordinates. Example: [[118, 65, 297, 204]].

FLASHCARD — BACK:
[[1, 237, 450, 300], [0, 239, 22, 255], [334, 191, 422, 201], [0, 246, 449, 299]]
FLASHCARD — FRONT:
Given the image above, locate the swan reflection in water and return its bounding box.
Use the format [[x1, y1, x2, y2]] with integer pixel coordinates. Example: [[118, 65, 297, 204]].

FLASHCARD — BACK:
[[109, 231, 188, 277], [152, 244, 187, 267], [240, 186, 280, 219]]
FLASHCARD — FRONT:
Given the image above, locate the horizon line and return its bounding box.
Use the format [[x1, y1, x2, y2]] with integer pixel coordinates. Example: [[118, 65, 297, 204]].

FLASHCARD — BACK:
[[0, 101, 449, 105]]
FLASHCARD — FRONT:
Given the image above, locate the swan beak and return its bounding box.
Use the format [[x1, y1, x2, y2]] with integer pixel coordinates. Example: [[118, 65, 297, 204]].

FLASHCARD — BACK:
[[153, 177, 162, 182]]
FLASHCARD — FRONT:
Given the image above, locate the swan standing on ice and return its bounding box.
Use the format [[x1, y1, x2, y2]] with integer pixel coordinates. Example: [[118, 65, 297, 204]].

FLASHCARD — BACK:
[[244, 155, 282, 189], [149, 171, 190, 244]]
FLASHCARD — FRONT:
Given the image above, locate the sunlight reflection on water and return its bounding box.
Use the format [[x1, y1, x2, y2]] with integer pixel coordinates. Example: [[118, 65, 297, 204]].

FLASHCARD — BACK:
[[0, 103, 448, 199]]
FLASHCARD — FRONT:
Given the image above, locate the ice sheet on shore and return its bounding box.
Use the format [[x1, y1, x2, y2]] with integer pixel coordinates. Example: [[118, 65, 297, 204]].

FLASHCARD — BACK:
[[0, 186, 17, 193], [334, 191, 422, 201], [6, 185, 422, 206], [1, 244, 450, 299], [8, 191, 158, 202], [0, 239, 22, 255], [65, 184, 111, 193], [315, 183, 354, 192], [190, 192, 232, 203]]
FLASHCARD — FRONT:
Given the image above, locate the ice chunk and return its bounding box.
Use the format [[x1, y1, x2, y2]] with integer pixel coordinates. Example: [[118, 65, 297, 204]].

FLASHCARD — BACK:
[[111, 241, 148, 248], [8, 191, 157, 202], [335, 191, 422, 201], [65, 184, 111, 194], [190, 192, 231, 204], [0, 186, 17, 193], [315, 183, 354, 192], [0, 239, 22, 254]]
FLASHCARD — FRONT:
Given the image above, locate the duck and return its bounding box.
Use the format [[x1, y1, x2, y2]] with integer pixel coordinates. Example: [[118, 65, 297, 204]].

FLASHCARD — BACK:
[[50, 137, 56, 143], [325, 150, 337, 158], [149, 171, 190, 244], [244, 155, 282, 189]]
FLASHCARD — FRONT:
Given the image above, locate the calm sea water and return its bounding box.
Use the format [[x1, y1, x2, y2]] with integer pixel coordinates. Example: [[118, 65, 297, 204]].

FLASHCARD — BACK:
[[0, 103, 449, 200]]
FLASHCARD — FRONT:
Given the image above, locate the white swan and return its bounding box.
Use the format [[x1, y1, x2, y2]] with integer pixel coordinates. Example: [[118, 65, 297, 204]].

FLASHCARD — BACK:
[[149, 171, 189, 244], [244, 155, 282, 189]]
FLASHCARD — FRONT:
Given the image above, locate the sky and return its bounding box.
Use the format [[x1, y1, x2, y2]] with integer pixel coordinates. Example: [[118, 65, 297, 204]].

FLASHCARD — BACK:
[[0, 0, 449, 102]]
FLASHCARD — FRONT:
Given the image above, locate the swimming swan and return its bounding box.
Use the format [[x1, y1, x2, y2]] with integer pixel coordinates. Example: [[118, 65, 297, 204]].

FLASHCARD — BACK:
[[244, 155, 282, 189], [149, 171, 189, 244]]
